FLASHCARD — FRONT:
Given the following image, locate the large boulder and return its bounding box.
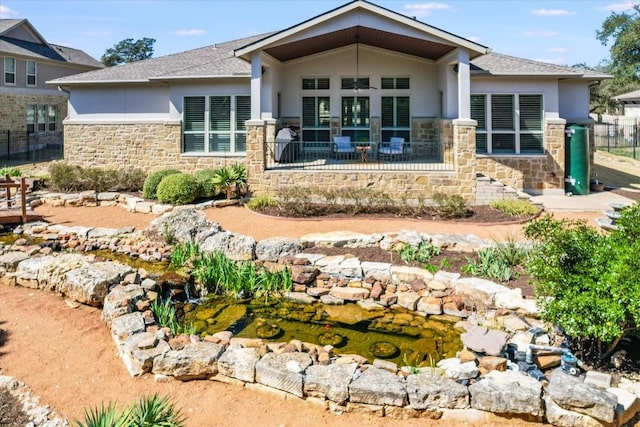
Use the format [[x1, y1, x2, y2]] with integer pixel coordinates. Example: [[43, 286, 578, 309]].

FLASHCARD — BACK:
[[121, 331, 171, 376], [255, 352, 312, 397], [152, 341, 225, 380], [348, 366, 407, 407], [64, 261, 133, 306], [406, 373, 469, 410], [102, 284, 145, 325], [146, 208, 221, 244], [468, 370, 543, 418], [547, 369, 617, 423], [304, 363, 358, 404], [461, 325, 509, 357], [200, 231, 256, 261], [217, 346, 261, 383], [255, 238, 302, 261]]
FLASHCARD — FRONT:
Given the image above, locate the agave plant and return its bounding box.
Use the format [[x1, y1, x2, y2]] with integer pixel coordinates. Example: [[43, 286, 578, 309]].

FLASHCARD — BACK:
[[75, 402, 130, 427], [128, 394, 186, 427]]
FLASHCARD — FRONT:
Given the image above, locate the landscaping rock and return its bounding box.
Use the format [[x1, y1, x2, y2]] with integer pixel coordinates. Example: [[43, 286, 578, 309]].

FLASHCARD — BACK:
[[121, 331, 170, 376], [328, 286, 370, 301], [390, 265, 433, 286], [548, 369, 617, 423], [254, 352, 312, 397], [14, 255, 56, 289], [255, 238, 302, 261], [607, 387, 640, 426], [436, 358, 479, 380], [200, 231, 256, 261], [361, 261, 391, 282], [455, 277, 511, 306], [304, 363, 358, 404], [469, 370, 543, 418], [218, 346, 261, 383], [111, 312, 146, 342], [300, 231, 377, 248], [461, 325, 509, 356], [146, 208, 220, 244], [348, 366, 407, 407], [152, 341, 225, 380], [544, 396, 604, 427], [102, 283, 145, 324], [64, 261, 133, 306], [406, 373, 469, 410], [0, 251, 29, 271]]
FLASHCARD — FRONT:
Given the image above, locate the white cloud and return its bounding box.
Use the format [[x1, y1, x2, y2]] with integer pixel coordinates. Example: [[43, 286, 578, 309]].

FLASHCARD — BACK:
[[0, 5, 19, 18], [172, 29, 207, 36], [548, 47, 568, 52], [523, 30, 560, 37], [531, 9, 574, 16], [466, 36, 481, 43], [83, 31, 111, 37], [533, 56, 566, 65], [603, 2, 635, 12], [403, 2, 450, 17]]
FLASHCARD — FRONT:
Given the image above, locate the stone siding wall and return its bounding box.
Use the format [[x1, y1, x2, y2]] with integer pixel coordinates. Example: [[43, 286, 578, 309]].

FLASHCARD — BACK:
[[0, 93, 67, 154], [475, 121, 566, 194], [63, 123, 245, 172]]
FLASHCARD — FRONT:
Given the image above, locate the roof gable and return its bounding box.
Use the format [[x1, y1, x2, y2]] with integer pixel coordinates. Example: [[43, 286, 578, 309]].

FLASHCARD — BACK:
[[235, 0, 489, 62], [0, 19, 48, 45]]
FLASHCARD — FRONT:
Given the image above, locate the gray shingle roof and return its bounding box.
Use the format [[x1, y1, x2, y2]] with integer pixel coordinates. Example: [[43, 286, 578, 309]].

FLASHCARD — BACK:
[[614, 89, 640, 101], [50, 33, 273, 84], [0, 19, 102, 69], [470, 52, 610, 79]]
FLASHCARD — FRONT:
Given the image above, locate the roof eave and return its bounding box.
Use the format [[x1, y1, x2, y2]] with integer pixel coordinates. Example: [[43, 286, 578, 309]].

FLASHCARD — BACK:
[[46, 78, 151, 85], [148, 74, 249, 81]]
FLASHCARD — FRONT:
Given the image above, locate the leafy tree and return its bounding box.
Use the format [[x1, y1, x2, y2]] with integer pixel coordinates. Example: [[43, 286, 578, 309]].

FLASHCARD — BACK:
[[101, 37, 156, 66], [596, 5, 640, 84]]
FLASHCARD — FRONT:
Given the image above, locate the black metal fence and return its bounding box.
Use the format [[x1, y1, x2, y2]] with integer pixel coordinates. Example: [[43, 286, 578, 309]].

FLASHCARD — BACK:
[[265, 140, 454, 172], [593, 118, 639, 160], [0, 130, 64, 164]]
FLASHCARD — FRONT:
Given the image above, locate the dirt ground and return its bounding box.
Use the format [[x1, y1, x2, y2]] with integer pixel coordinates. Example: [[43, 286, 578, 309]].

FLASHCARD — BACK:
[[0, 204, 608, 426]]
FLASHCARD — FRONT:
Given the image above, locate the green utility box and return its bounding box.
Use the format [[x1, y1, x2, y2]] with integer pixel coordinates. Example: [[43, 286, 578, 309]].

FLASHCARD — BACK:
[[564, 124, 590, 195]]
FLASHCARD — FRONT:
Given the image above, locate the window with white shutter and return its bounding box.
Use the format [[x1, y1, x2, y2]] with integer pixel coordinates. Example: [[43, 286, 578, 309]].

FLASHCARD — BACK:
[[182, 95, 249, 154], [471, 94, 543, 155]]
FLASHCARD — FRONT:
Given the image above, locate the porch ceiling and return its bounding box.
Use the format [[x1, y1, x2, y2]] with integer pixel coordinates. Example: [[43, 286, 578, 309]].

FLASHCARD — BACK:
[[264, 26, 456, 62]]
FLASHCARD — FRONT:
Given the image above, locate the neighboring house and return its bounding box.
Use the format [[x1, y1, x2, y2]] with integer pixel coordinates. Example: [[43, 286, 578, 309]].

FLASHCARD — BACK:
[[49, 0, 608, 202], [0, 19, 103, 157], [614, 89, 640, 118]]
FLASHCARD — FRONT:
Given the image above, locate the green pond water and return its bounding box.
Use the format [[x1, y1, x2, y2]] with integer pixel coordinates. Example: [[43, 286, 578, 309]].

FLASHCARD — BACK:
[[181, 296, 463, 367]]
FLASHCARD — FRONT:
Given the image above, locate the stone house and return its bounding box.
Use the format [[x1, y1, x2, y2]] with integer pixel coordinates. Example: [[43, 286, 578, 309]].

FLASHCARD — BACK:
[[0, 19, 102, 157], [49, 0, 608, 202]]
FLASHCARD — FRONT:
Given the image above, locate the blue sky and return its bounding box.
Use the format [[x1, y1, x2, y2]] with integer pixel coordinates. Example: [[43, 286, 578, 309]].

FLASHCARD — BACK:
[[0, 0, 634, 67]]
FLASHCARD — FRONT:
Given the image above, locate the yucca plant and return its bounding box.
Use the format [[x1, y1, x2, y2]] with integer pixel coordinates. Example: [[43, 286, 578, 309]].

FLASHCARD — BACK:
[[75, 402, 130, 427], [128, 394, 186, 427]]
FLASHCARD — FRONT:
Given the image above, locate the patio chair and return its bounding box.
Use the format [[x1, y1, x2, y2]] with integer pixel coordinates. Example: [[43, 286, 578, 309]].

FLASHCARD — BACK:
[[378, 137, 405, 160], [332, 136, 355, 158]]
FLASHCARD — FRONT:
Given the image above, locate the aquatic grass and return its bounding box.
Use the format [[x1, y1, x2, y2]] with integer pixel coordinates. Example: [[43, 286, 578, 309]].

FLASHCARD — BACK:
[[170, 240, 201, 269], [150, 299, 195, 336]]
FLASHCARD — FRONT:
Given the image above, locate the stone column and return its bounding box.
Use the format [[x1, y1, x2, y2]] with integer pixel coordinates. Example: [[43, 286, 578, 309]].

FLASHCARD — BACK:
[[545, 118, 567, 193], [245, 119, 276, 195], [453, 119, 477, 200]]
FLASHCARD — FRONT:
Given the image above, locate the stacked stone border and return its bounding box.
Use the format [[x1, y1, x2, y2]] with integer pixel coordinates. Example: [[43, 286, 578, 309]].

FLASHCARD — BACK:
[[0, 210, 638, 425], [0, 376, 67, 427]]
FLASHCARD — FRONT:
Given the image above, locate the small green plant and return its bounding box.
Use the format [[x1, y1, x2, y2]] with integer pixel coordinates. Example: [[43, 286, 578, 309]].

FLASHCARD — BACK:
[[424, 264, 438, 273], [0, 166, 22, 177], [150, 299, 195, 336], [432, 192, 470, 219], [246, 194, 278, 211], [489, 199, 539, 217], [170, 241, 201, 268], [76, 395, 185, 427], [210, 164, 246, 199], [397, 241, 440, 264], [156, 173, 202, 205], [128, 394, 186, 427], [462, 248, 512, 282], [142, 168, 181, 199]]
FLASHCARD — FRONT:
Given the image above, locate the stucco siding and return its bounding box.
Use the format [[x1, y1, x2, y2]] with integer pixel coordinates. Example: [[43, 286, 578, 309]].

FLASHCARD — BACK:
[[558, 80, 591, 120]]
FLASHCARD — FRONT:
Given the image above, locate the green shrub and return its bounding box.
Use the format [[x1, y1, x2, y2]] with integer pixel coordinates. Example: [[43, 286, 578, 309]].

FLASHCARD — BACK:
[[489, 199, 539, 217], [48, 162, 81, 192], [142, 168, 181, 199], [156, 173, 202, 205], [194, 169, 219, 198], [246, 194, 278, 211], [524, 209, 640, 360], [432, 192, 470, 219], [0, 166, 22, 177], [117, 168, 146, 192]]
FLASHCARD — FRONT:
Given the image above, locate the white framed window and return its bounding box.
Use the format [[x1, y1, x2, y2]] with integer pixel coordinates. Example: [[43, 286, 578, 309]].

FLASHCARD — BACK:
[[26, 61, 36, 86], [381, 96, 410, 142], [26, 105, 36, 134], [182, 95, 250, 154], [302, 77, 329, 90], [301, 96, 330, 142], [4, 57, 15, 85], [471, 93, 544, 154], [48, 105, 57, 131], [37, 105, 46, 132], [341, 96, 370, 141], [381, 77, 410, 90]]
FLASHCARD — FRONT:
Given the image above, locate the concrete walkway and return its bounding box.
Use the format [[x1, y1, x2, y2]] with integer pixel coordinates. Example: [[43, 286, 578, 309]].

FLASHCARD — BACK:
[[530, 191, 636, 212]]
